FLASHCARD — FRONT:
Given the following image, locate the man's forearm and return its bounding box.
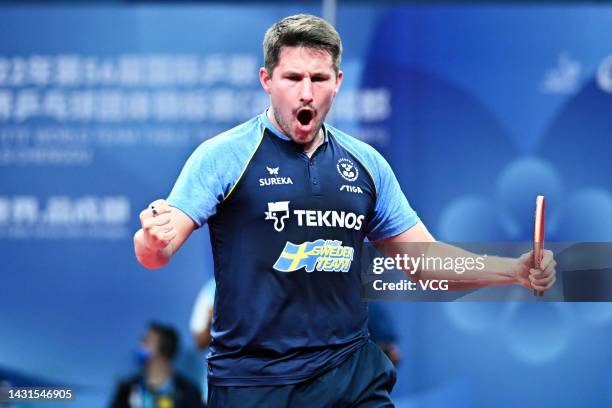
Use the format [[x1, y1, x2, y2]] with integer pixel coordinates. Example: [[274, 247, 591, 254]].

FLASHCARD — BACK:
[[375, 222, 549, 292], [133, 229, 174, 269], [416, 242, 519, 290]]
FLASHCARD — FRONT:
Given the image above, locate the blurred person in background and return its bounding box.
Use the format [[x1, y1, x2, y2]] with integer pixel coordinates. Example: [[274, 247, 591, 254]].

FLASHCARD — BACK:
[[110, 322, 203, 408], [0, 378, 10, 408], [189, 278, 215, 404], [134, 14, 556, 407]]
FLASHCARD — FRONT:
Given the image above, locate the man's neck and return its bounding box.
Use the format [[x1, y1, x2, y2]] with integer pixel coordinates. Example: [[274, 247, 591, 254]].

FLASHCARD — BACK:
[[145, 358, 172, 390], [303, 130, 324, 158]]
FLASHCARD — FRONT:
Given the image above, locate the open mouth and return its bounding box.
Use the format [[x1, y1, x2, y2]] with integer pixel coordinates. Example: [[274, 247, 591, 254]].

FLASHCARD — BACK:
[[296, 109, 314, 126]]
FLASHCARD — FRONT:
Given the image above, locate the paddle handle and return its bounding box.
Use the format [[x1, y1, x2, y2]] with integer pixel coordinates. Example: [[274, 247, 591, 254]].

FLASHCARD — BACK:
[[534, 249, 544, 296]]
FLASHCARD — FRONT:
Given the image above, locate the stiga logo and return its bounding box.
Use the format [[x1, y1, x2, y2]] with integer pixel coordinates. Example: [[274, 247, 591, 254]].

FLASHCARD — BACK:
[[340, 185, 363, 194], [273, 240, 354, 273]]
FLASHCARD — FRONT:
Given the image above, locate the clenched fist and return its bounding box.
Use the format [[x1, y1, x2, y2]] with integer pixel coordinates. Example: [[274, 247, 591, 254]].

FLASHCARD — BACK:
[[515, 249, 557, 292], [139, 199, 177, 251], [134, 199, 196, 269]]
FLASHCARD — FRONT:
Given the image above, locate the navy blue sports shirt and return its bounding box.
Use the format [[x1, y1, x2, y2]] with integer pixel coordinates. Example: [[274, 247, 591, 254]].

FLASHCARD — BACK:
[[167, 112, 419, 386]]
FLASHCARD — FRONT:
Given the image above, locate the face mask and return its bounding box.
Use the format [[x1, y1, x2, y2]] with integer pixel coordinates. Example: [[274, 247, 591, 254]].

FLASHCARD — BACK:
[[134, 346, 152, 366]]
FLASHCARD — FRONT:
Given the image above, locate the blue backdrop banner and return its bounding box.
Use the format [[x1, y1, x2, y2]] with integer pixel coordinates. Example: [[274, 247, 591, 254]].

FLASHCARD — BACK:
[[2, 4, 612, 408]]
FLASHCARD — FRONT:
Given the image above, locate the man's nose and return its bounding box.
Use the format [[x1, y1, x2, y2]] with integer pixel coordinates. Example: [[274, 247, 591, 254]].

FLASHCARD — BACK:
[[299, 78, 314, 103]]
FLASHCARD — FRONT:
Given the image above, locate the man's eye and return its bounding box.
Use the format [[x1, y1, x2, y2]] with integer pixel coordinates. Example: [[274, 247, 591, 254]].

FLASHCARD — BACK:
[[312, 76, 327, 82], [287, 76, 301, 81]]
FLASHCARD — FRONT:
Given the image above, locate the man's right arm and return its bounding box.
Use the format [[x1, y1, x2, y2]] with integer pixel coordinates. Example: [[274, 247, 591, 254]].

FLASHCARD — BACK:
[[134, 118, 262, 268], [133, 199, 197, 269]]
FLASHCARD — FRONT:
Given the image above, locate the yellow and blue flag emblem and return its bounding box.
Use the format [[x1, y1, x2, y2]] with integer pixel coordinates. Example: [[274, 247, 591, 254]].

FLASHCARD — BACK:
[[273, 239, 354, 273]]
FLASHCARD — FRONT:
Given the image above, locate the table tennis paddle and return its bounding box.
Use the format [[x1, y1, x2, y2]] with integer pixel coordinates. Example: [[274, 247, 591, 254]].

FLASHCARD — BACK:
[[533, 195, 545, 297]]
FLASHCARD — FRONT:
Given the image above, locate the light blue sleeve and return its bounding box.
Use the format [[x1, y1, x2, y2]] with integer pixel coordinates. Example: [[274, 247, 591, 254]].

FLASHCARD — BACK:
[[167, 117, 264, 226], [329, 126, 420, 241], [366, 148, 420, 241]]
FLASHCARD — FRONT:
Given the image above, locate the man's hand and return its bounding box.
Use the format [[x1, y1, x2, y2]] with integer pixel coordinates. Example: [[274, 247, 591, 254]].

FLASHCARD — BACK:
[[139, 199, 177, 251], [515, 249, 557, 291], [134, 199, 196, 269]]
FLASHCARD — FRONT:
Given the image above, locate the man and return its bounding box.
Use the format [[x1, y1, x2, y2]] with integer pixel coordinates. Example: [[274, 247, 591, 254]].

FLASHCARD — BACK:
[[110, 322, 203, 408], [134, 14, 555, 407]]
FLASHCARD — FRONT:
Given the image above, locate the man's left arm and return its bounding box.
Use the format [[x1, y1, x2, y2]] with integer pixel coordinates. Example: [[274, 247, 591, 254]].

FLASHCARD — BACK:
[[357, 144, 556, 292]]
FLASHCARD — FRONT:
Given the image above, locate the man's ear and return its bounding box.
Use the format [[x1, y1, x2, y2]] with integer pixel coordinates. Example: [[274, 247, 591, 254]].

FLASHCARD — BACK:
[[259, 67, 272, 94], [334, 70, 344, 96]]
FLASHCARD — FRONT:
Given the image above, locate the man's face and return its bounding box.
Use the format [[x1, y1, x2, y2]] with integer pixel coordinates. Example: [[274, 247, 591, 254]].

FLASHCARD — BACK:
[[260, 46, 343, 145]]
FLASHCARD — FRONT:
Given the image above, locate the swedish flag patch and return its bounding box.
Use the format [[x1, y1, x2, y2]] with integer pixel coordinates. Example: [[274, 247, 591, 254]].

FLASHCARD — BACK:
[[273, 239, 354, 273]]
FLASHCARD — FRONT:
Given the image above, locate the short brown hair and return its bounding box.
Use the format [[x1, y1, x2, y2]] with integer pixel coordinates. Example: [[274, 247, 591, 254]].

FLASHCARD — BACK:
[[263, 14, 342, 77], [149, 321, 179, 361]]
